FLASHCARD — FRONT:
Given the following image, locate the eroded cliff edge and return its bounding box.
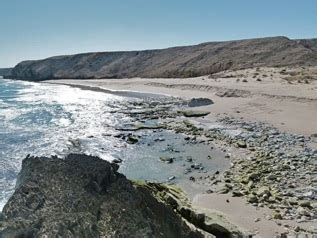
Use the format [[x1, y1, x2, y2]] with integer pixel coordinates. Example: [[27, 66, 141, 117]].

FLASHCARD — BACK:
[[0, 154, 250, 238]]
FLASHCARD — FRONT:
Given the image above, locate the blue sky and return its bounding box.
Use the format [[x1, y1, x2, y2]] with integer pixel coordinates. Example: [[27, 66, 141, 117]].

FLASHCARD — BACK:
[[1, 0, 316, 67]]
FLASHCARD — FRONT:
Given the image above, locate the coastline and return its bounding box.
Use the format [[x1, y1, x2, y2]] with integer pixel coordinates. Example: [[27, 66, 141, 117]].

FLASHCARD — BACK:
[[43, 67, 317, 237]]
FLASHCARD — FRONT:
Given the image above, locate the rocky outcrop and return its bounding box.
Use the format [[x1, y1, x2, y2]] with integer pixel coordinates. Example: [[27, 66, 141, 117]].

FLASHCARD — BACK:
[[0, 154, 249, 238], [134, 182, 251, 238], [0, 68, 12, 77], [11, 36, 317, 81]]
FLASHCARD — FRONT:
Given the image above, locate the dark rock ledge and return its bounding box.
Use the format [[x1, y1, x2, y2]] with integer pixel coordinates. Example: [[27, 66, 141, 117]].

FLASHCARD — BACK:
[[0, 154, 250, 238]]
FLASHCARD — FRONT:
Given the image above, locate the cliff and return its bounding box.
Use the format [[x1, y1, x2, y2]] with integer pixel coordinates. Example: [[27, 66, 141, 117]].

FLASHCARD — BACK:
[[11, 36, 317, 81], [0, 154, 249, 238]]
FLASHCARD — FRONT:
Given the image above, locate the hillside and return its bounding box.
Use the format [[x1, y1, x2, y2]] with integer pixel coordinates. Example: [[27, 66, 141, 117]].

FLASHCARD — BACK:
[[11, 36, 317, 81]]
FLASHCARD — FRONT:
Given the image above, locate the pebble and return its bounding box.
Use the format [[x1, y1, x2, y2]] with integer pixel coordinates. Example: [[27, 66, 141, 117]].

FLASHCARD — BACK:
[[254, 218, 261, 222]]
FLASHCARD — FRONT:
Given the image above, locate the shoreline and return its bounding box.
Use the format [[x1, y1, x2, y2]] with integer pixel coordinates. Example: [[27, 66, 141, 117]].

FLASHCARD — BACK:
[[44, 71, 317, 237]]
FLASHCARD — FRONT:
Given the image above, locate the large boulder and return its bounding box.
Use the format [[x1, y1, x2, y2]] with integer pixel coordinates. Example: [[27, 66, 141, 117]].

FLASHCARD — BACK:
[[0, 154, 203, 238]]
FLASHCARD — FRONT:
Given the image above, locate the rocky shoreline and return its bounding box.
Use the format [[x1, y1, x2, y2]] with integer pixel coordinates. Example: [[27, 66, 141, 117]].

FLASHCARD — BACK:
[[108, 96, 317, 236], [167, 118, 317, 236]]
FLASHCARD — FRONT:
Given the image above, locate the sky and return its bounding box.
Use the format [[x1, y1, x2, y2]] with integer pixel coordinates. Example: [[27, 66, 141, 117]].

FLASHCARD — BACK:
[[0, 0, 317, 67]]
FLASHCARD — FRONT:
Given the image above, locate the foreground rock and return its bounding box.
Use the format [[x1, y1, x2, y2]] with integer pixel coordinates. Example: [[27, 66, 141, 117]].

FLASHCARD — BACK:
[[0, 154, 249, 238]]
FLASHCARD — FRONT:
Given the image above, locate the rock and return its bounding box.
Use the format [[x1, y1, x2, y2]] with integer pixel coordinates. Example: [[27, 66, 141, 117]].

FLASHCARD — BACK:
[[127, 135, 139, 144], [299, 201, 311, 208], [225, 183, 233, 189], [160, 156, 174, 163], [0, 154, 206, 237], [288, 198, 298, 205], [112, 158, 123, 164], [294, 226, 300, 232], [154, 137, 165, 142], [181, 110, 210, 118], [272, 212, 283, 220], [311, 201, 317, 209], [217, 185, 230, 194], [248, 173, 259, 181], [188, 98, 214, 107], [256, 186, 271, 197], [266, 174, 277, 180], [232, 191, 244, 197], [279, 232, 288, 238], [184, 168, 191, 174], [297, 207, 310, 216], [191, 163, 202, 170], [236, 140, 247, 148], [186, 156, 193, 162], [247, 194, 258, 203]]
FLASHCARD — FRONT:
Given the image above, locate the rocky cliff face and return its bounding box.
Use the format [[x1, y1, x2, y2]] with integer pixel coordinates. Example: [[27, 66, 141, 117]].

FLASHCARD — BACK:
[[11, 37, 317, 81], [0, 154, 249, 238]]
